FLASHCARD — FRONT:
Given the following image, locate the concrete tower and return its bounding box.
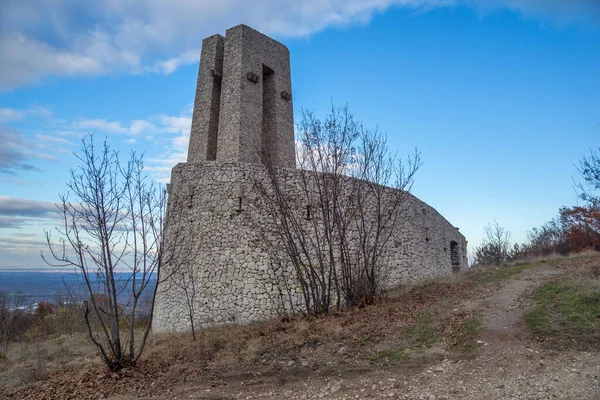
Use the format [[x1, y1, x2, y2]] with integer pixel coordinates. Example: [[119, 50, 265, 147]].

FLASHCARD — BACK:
[[187, 25, 295, 168]]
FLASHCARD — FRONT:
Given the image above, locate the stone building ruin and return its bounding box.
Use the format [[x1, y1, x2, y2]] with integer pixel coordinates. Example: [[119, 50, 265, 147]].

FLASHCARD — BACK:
[[153, 25, 468, 332]]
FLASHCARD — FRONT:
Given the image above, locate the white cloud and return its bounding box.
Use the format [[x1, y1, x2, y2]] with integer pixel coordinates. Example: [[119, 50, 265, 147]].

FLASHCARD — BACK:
[[0, 236, 50, 255], [155, 114, 193, 136], [27, 106, 53, 119], [34, 134, 72, 145], [40, 107, 193, 181], [73, 111, 192, 139], [145, 111, 192, 182], [0, 108, 71, 175], [150, 49, 201, 75], [0, 108, 24, 122], [130, 120, 158, 135], [75, 118, 129, 134], [0, 126, 42, 174], [33, 153, 59, 162], [0, 34, 103, 90], [0, 196, 58, 218], [2, 0, 597, 90], [0, 106, 52, 123]]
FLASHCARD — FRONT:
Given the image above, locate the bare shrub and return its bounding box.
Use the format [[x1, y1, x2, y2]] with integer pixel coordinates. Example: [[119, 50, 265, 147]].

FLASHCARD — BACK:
[[254, 105, 421, 315], [171, 261, 200, 341], [473, 220, 513, 266], [42, 134, 193, 371], [524, 217, 570, 256], [0, 292, 26, 360], [576, 146, 600, 206]]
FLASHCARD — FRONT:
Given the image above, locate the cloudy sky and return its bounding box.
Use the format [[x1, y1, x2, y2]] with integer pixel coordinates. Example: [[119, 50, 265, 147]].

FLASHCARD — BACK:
[[1, 0, 599, 268]]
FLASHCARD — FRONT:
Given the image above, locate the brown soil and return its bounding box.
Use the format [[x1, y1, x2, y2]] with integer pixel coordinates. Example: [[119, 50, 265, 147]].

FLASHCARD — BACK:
[[3, 257, 600, 399]]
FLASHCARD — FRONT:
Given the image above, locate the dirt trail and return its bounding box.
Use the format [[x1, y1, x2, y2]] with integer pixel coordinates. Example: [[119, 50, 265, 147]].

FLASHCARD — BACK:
[[478, 265, 562, 346], [117, 264, 600, 400], [398, 264, 600, 400]]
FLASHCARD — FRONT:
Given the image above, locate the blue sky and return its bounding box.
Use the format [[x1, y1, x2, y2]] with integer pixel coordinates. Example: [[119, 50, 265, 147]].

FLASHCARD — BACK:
[[0, 0, 599, 268]]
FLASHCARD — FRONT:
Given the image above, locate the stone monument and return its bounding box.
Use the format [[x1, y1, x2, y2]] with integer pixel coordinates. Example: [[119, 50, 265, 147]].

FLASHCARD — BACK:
[[153, 25, 468, 332], [187, 24, 295, 168]]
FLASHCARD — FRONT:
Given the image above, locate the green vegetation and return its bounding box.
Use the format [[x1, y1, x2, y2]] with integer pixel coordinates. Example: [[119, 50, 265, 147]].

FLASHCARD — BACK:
[[526, 269, 600, 349], [368, 348, 410, 365], [467, 263, 538, 287], [404, 313, 438, 349], [4, 254, 599, 399], [452, 315, 483, 358], [367, 313, 439, 366]]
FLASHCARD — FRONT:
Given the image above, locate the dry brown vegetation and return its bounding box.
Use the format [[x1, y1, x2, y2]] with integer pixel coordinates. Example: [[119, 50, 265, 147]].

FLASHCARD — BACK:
[[1, 252, 599, 400]]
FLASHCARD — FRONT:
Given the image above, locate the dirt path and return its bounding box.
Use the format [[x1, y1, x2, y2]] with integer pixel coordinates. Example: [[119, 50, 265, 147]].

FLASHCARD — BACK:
[[393, 264, 600, 400], [477, 264, 562, 347], [117, 264, 599, 400]]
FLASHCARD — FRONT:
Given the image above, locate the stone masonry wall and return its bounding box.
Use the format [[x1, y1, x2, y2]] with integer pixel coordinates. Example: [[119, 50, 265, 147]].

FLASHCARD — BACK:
[[153, 162, 468, 332], [187, 34, 225, 162], [186, 24, 295, 168], [216, 25, 295, 168]]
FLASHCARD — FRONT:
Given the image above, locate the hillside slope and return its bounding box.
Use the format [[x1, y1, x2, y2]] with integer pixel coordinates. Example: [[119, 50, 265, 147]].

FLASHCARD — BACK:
[[3, 255, 600, 399]]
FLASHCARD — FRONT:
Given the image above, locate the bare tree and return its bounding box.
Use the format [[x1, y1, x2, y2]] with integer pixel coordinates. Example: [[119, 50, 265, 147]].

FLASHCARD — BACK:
[[254, 105, 421, 315], [171, 261, 200, 340], [473, 220, 512, 266], [0, 292, 26, 360], [0, 292, 14, 360], [344, 128, 421, 306], [524, 217, 570, 256], [42, 134, 190, 371], [576, 146, 600, 206]]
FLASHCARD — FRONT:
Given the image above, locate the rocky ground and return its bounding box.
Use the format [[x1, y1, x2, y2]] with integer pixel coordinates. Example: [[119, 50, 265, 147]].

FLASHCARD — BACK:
[[4, 259, 600, 399]]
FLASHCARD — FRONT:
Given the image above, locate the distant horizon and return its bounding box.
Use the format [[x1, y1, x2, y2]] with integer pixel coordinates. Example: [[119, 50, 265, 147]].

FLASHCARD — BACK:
[[0, 266, 77, 273], [0, 266, 153, 274], [0, 269, 156, 309]]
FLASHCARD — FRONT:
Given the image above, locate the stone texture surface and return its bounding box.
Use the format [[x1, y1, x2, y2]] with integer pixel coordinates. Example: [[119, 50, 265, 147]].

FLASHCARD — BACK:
[[153, 24, 467, 333], [153, 162, 468, 332], [187, 24, 294, 168], [188, 34, 225, 162]]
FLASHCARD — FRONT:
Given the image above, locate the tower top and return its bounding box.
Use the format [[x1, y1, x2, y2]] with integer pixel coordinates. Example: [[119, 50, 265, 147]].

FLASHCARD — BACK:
[[187, 24, 295, 168]]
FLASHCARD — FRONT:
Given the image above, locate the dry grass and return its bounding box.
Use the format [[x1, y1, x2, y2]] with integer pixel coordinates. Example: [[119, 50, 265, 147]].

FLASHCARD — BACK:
[[460, 250, 600, 288], [136, 270, 494, 376], [505, 249, 600, 267], [1, 273, 478, 398], [4, 253, 600, 399], [0, 333, 98, 388], [526, 257, 600, 350]]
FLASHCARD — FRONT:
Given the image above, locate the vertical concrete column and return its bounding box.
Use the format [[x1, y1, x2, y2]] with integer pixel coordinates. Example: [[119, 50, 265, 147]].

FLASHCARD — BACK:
[[187, 34, 225, 162], [216, 25, 295, 168]]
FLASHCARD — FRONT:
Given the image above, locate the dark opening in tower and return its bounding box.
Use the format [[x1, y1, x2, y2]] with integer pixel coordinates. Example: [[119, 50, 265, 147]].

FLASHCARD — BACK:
[[206, 70, 222, 161], [450, 240, 460, 272], [262, 64, 276, 164]]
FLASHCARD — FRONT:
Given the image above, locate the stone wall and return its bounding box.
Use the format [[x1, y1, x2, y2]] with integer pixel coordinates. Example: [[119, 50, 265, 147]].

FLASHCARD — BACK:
[[153, 162, 468, 332]]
